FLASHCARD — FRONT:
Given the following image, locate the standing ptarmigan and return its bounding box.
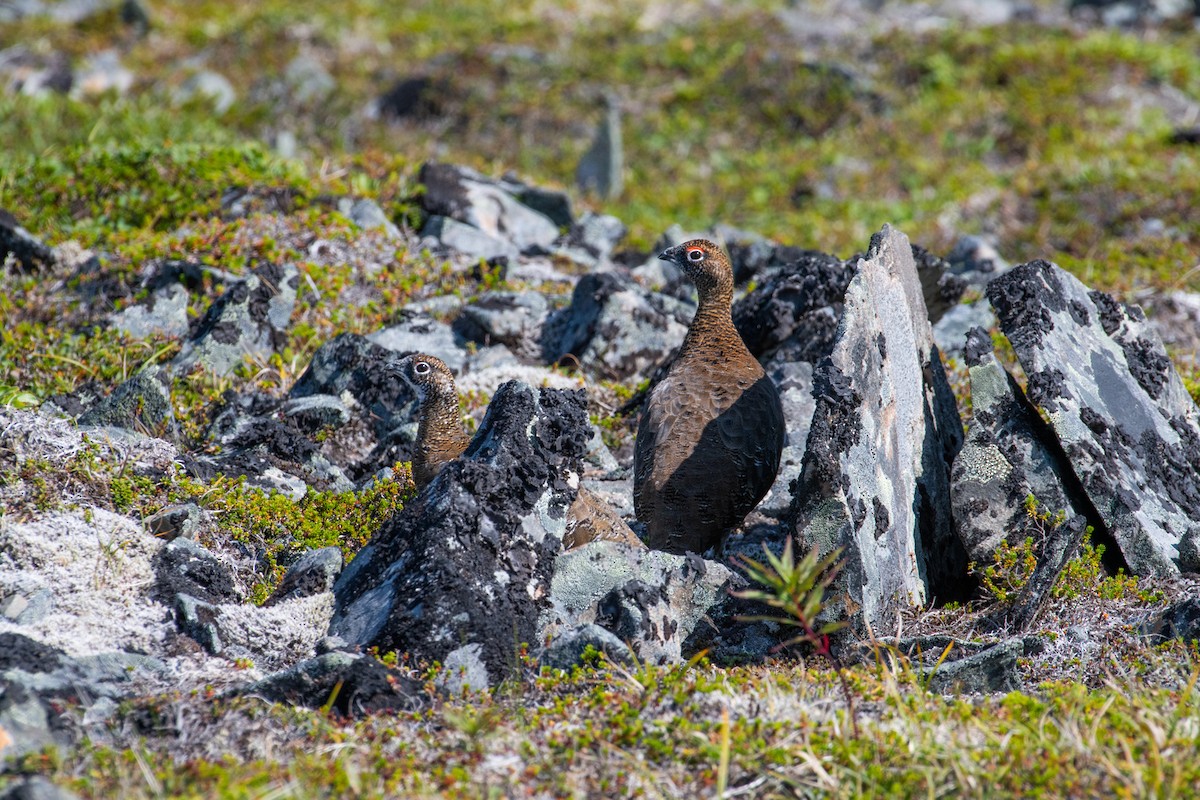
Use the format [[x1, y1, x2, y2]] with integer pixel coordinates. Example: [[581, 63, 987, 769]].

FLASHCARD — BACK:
[[392, 353, 472, 490], [634, 239, 785, 554], [393, 353, 643, 549]]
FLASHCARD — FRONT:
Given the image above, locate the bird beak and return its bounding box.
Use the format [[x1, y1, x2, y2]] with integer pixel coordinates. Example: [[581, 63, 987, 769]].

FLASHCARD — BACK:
[[657, 245, 682, 264]]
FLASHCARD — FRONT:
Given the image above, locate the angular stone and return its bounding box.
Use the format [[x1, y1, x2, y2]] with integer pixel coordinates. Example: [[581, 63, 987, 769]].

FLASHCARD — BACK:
[[987, 260, 1200, 576], [545, 541, 734, 665], [329, 382, 592, 687], [0, 207, 54, 271], [77, 365, 175, 436], [265, 547, 344, 606], [453, 291, 549, 360], [0, 776, 83, 800], [421, 215, 517, 262], [368, 310, 467, 373], [172, 262, 298, 377], [233, 652, 426, 716], [337, 198, 401, 240], [951, 327, 1090, 566], [731, 250, 853, 361], [143, 502, 204, 541], [757, 359, 816, 519], [541, 272, 691, 381], [924, 638, 1023, 695], [538, 623, 634, 671], [108, 283, 189, 339], [575, 93, 623, 201], [418, 162, 559, 253], [289, 332, 418, 437], [156, 537, 240, 606], [788, 225, 968, 633]]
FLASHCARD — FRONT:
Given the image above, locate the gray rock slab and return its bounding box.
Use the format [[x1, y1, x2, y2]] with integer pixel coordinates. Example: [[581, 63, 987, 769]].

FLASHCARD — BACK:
[[108, 283, 189, 339], [950, 327, 1090, 565], [987, 260, 1200, 576], [330, 382, 592, 687], [788, 225, 968, 633], [924, 638, 1023, 695], [367, 310, 468, 373], [758, 359, 816, 519], [172, 262, 298, 377], [545, 541, 733, 665], [421, 215, 517, 262], [419, 162, 560, 253], [337, 197, 401, 241], [453, 290, 549, 360]]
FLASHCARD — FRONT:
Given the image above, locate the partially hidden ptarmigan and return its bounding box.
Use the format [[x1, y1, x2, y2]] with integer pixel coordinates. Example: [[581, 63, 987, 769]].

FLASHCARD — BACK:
[[393, 352, 643, 549], [634, 240, 785, 554]]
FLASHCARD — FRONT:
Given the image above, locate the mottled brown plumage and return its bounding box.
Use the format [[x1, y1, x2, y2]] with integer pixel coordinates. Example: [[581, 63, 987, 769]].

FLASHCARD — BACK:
[[634, 239, 785, 554], [396, 352, 643, 550], [393, 353, 472, 489]]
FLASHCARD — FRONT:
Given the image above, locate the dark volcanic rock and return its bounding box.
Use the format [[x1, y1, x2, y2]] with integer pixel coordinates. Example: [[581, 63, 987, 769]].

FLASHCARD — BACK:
[[987, 260, 1200, 576], [731, 250, 853, 361], [235, 652, 427, 716], [912, 244, 967, 324], [289, 332, 417, 438], [541, 272, 691, 381], [788, 225, 969, 634], [264, 547, 343, 606], [329, 382, 592, 687], [0, 207, 54, 271], [951, 327, 1092, 566], [172, 261, 298, 377], [154, 538, 240, 605]]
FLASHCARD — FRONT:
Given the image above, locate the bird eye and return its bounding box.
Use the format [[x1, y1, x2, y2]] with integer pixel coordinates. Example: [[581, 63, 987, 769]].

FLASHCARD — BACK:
[[414, 361, 431, 375], [686, 248, 704, 262]]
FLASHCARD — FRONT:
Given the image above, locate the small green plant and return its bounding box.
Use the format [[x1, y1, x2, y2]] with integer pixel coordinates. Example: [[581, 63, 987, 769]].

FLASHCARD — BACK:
[[733, 538, 847, 654], [733, 538, 858, 734]]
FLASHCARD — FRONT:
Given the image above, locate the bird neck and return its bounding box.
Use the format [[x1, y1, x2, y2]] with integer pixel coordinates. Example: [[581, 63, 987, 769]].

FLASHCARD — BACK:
[[681, 290, 740, 356], [417, 391, 470, 459]]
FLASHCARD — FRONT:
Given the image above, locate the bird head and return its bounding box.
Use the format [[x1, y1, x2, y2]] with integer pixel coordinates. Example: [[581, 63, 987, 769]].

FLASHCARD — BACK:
[[390, 353, 456, 402], [657, 239, 734, 300]]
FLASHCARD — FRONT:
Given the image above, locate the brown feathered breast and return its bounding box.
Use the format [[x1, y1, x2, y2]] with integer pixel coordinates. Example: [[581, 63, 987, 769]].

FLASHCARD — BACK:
[[634, 240, 785, 554]]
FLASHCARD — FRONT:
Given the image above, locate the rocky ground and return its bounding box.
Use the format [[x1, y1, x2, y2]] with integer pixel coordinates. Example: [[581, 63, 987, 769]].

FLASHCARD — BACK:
[[4, 0, 1200, 797]]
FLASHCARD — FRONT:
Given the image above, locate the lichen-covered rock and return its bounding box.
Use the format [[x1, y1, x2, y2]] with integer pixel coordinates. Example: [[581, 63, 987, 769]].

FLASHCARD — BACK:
[[154, 538, 241, 606], [418, 162, 560, 254], [951, 327, 1090, 565], [541, 272, 691, 381], [788, 225, 968, 634], [987, 260, 1200, 576], [172, 261, 298, 377], [367, 310, 468, 373], [108, 283, 189, 339], [756, 359, 817, 519], [77, 365, 175, 437], [453, 291, 549, 360], [329, 382, 592, 686], [289, 332, 417, 439], [544, 541, 733, 665], [537, 623, 635, 671], [731, 250, 853, 361]]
